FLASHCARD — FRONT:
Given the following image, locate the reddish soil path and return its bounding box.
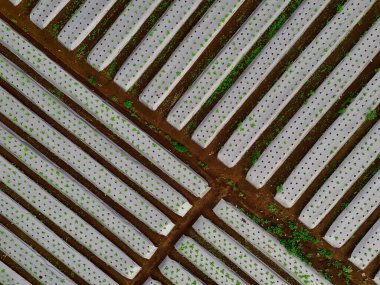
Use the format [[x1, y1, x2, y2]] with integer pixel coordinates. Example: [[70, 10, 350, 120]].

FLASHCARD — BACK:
[[0, 0, 379, 284]]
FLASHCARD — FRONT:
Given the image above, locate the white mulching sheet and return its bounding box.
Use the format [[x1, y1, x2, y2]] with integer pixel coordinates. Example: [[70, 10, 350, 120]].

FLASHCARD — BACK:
[[276, 72, 380, 208], [0, 261, 31, 285], [0, 124, 157, 259], [9, 0, 22, 5], [30, 0, 70, 29], [299, 121, 380, 229], [167, 0, 291, 130], [139, 0, 244, 111], [0, 224, 75, 285], [217, 0, 376, 168], [0, 54, 192, 217], [0, 18, 210, 198], [58, 0, 117, 50], [246, 20, 380, 188], [114, 0, 202, 90], [159, 257, 205, 285], [374, 270, 380, 285], [324, 171, 380, 248], [87, 0, 162, 71], [213, 200, 332, 285], [0, 191, 118, 285], [191, 0, 330, 148], [143, 277, 163, 285], [175, 236, 247, 285], [349, 219, 380, 270], [0, 155, 141, 279], [193, 216, 289, 284], [0, 89, 174, 236]]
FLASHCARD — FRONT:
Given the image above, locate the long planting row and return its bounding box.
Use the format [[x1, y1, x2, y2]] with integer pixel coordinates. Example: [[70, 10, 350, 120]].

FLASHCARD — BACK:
[[176, 236, 247, 285], [167, 0, 292, 129], [349, 219, 380, 270], [173, 201, 334, 285], [87, 0, 163, 71], [190, 0, 330, 147], [114, 0, 202, 90], [3, 0, 379, 282], [0, 124, 157, 258], [276, 72, 380, 208], [218, 0, 376, 167], [58, 0, 118, 50], [0, 156, 140, 279], [0, 224, 74, 285], [0, 191, 118, 284], [0, 88, 174, 235], [299, 121, 379, 229], [159, 257, 204, 285], [30, 0, 70, 29], [0, 54, 191, 217], [0, 18, 210, 198], [324, 171, 380, 248], [192, 216, 288, 284], [213, 200, 332, 285], [0, 261, 30, 285], [247, 18, 380, 188], [139, 0, 244, 110], [192, 199, 380, 282]]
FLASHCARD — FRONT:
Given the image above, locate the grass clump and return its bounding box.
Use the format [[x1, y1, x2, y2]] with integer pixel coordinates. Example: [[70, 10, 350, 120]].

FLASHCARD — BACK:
[[318, 249, 333, 259], [365, 109, 377, 121], [333, 261, 352, 284], [268, 202, 279, 213], [250, 149, 261, 166], [336, 3, 344, 13], [124, 100, 133, 109], [172, 141, 188, 153], [87, 76, 96, 86], [279, 221, 317, 264]]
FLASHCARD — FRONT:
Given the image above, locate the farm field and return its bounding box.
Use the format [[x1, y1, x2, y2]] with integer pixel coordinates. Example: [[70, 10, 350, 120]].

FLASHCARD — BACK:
[[0, 0, 378, 284]]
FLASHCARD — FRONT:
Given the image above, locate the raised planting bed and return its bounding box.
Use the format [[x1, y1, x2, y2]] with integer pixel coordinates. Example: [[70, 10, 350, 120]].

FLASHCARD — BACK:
[[324, 171, 380, 248], [277, 72, 380, 208], [0, 224, 75, 285], [193, 216, 288, 284], [247, 19, 380, 188], [349, 219, 380, 270], [192, 0, 330, 148], [167, 0, 291, 130], [0, 124, 157, 259], [0, 261, 31, 285], [0, 88, 174, 235], [175, 236, 246, 285], [299, 121, 379, 229], [58, 0, 118, 50], [0, 155, 141, 279], [0, 18, 211, 198], [30, 0, 70, 29], [88, 0, 162, 71], [159, 257, 204, 285], [214, 200, 331, 285], [0, 191, 118, 285], [139, 0, 244, 110], [0, 54, 192, 216], [217, 0, 376, 167], [114, 0, 202, 90]]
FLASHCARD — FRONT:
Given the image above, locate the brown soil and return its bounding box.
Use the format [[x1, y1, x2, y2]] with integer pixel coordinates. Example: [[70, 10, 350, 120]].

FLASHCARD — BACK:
[[0, 0, 379, 284]]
